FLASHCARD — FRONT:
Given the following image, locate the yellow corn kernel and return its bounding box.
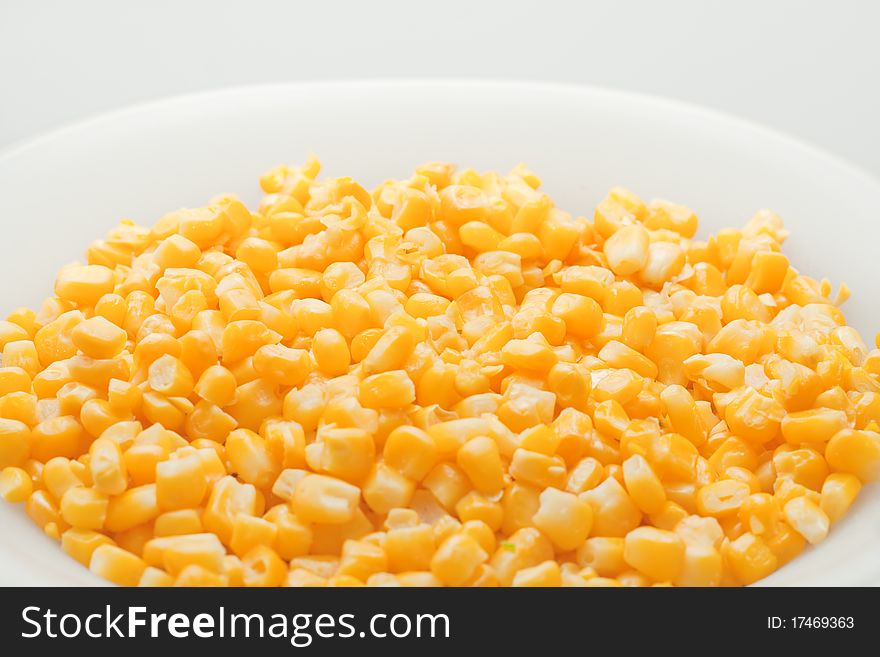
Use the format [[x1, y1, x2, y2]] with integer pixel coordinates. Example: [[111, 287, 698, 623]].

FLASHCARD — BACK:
[[620, 307, 657, 352], [501, 337, 558, 373], [518, 424, 560, 456], [282, 383, 326, 432], [236, 545, 284, 587], [551, 293, 603, 339], [660, 384, 707, 447], [430, 533, 488, 586], [759, 519, 804, 566], [726, 532, 777, 585], [262, 505, 312, 560], [598, 341, 658, 379], [456, 436, 505, 495], [745, 251, 789, 294], [592, 368, 644, 405], [724, 388, 784, 444], [31, 416, 85, 462], [138, 566, 174, 587], [0, 367, 31, 397], [361, 326, 416, 375], [644, 199, 696, 237], [565, 457, 604, 495], [532, 487, 592, 551], [147, 354, 194, 398], [772, 448, 828, 491], [640, 241, 685, 289], [41, 456, 83, 499], [193, 364, 237, 407], [122, 444, 164, 486], [155, 454, 208, 510], [650, 501, 690, 531], [102, 482, 156, 533], [623, 526, 685, 582], [78, 399, 128, 439], [696, 479, 750, 518], [576, 537, 626, 576], [782, 496, 829, 545], [0, 390, 37, 426], [311, 328, 350, 376], [362, 462, 415, 514], [737, 492, 779, 535], [70, 316, 127, 360], [622, 454, 666, 514], [61, 527, 114, 566], [55, 265, 116, 308], [820, 472, 861, 524], [59, 486, 107, 529], [143, 533, 226, 576], [226, 379, 282, 432], [3, 340, 40, 377], [0, 418, 30, 468], [293, 473, 360, 524], [579, 477, 642, 537], [0, 465, 33, 502], [509, 448, 566, 489], [251, 344, 309, 387], [5, 309, 39, 340], [382, 426, 437, 481], [604, 224, 649, 275], [422, 462, 471, 511], [154, 237, 202, 275], [229, 514, 278, 558], [510, 560, 561, 587], [89, 544, 147, 586], [0, 321, 30, 351], [334, 539, 387, 582], [780, 408, 848, 445], [825, 428, 880, 482], [306, 426, 374, 484], [154, 509, 203, 537], [674, 541, 723, 587], [359, 370, 415, 410]]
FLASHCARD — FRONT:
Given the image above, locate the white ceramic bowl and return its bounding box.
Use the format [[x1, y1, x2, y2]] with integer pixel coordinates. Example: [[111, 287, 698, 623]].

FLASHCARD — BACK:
[[1, 80, 878, 586]]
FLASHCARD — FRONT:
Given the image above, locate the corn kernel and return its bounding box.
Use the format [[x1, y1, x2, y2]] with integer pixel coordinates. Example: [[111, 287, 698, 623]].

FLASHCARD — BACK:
[[825, 428, 880, 482], [89, 544, 147, 586], [623, 526, 685, 582]]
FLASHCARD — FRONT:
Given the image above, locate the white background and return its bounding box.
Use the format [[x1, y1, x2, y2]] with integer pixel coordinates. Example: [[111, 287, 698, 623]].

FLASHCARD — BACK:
[[1, 0, 879, 177]]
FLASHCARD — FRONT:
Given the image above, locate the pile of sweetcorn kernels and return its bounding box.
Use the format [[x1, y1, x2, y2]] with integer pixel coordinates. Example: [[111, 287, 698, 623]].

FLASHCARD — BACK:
[[1, 156, 879, 587]]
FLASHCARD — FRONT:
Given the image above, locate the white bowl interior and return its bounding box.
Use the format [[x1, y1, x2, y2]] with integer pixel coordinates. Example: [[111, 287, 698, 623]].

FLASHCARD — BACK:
[[1, 81, 878, 585]]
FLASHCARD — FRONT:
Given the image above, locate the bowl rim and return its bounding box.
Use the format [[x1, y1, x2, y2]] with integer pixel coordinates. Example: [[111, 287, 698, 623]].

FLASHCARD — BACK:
[[2, 78, 878, 191]]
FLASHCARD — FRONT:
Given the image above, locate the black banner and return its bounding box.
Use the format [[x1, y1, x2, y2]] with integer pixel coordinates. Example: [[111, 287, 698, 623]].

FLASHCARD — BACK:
[[0, 587, 871, 653]]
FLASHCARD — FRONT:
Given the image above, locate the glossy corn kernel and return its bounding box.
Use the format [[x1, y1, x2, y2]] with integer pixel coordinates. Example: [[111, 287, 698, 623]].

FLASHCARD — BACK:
[[579, 477, 642, 538], [89, 544, 147, 586], [155, 454, 207, 510], [55, 265, 116, 308], [819, 472, 861, 524], [532, 487, 592, 551], [0, 465, 33, 502], [293, 474, 360, 524], [782, 496, 830, 545], [431, 533, 488, 586], [622, 454, 666, 515], [623, 526, 685, 582], [70, 316, 128, 359], [825, 428, 880, 482], [726, 532, 777, 585]]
